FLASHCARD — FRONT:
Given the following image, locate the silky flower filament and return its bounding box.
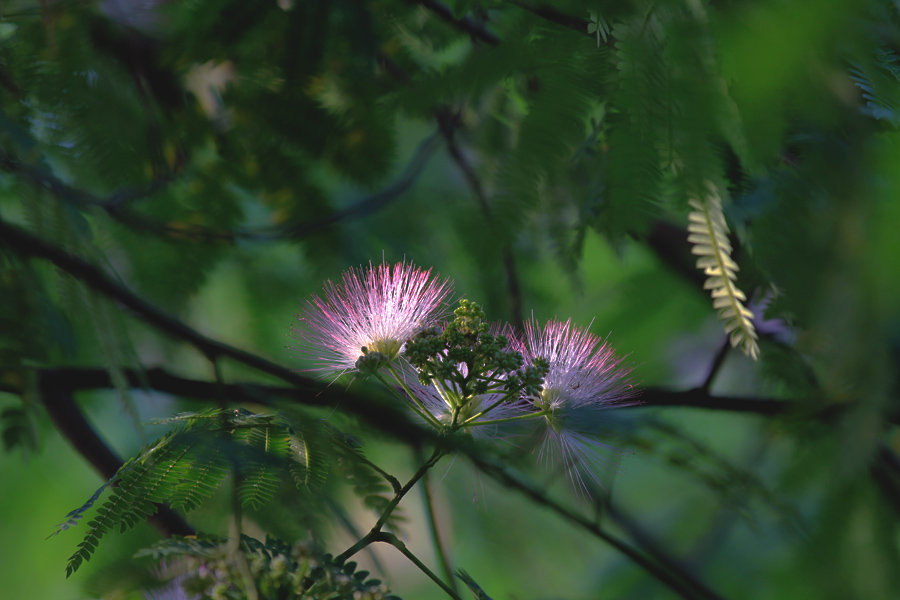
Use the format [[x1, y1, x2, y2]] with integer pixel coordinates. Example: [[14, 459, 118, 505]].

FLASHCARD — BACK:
[[296, 261, 635, 495]]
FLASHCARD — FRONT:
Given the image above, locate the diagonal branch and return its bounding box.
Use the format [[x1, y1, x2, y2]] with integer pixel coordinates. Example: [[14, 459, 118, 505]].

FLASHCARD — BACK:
[[701, 337, 732, 391], [0, 151, 176, 210], [0, 217, 436, 446], [414, 0, 500, 46], [506, 1, 613, 46], [260, 131, 443, 241], [376, 531, 463, 600], [468, 454, 724, 600], [419, 454, 458, 594]]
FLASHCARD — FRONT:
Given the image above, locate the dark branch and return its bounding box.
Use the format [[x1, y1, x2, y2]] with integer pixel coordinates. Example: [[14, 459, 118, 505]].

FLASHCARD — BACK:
[[0, 150, 175, 210], [414, 0, 500, 46], [468, 454, 724, 600], [701, 338, 732, 391], [1, 364, 861, 424], [872, 444, 900, 515], [262, 131, 442, 241], [0, 218, 434, 446], [606, 502, 721, 600], [643, 220, 706, 289], [640, 387, 842, 420], [507, 1, 613, 46]]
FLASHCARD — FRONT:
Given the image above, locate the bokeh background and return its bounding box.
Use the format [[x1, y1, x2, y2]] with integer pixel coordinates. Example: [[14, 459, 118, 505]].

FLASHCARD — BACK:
[[1, 0, 899, 598]]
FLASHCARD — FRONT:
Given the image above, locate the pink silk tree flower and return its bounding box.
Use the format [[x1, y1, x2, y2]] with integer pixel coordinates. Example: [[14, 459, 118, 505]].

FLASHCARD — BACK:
[[294, 261, 453, 375], [522, 318, 637, 495]]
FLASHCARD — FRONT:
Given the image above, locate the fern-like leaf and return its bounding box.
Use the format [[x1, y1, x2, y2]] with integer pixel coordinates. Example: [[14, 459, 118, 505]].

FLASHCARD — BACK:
[[289, 428, 331, 491], [59, 408, 368, 576], [166, 444, 229, 513], [48, 479, 113, 539], [64, 432, 197, 576], [687, 186, 759, 359], [234, 424, 292, 509]]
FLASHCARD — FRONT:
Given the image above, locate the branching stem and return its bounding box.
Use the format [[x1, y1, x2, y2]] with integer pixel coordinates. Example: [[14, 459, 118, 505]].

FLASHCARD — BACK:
[[377, 369, 442, 429], [335, 448, 443, 563], [463, 410, 548, 428], [702, 337, 731, 391], [376, 531, 463, 600], [459, 391, 522, 425]]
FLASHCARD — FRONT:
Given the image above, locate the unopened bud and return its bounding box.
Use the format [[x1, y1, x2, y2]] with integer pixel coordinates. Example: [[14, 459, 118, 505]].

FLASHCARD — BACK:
[[355, 351, 389, 374]]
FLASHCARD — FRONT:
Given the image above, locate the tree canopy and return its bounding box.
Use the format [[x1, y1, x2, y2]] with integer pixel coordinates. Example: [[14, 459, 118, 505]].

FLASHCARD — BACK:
[[1, 1, 898, 599]]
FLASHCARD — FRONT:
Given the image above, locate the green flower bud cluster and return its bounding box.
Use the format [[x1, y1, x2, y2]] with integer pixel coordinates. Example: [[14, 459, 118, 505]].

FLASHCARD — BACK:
[[404, 299, 548, 403], [355, 347, 391, 375]]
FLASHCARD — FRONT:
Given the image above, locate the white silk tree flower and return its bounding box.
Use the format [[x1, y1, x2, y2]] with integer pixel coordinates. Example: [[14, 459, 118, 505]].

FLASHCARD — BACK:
[[294, 261, 453, 375], [522, 318, 637, 495]]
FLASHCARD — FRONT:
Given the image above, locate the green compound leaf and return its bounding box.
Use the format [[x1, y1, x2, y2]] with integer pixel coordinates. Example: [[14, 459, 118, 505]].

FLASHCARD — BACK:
[[688, 185, 759, 360], [234, 423, 293, 510], [65, 431, 195, 577], [57, 408, 388, 576]]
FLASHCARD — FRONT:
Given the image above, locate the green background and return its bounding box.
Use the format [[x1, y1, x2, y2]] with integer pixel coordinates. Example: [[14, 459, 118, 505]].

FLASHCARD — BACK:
[[1, 0, 899, 598]]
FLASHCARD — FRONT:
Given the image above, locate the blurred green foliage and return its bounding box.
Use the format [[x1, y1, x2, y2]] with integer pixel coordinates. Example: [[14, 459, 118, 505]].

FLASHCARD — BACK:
[[1, 0, 899, 598]]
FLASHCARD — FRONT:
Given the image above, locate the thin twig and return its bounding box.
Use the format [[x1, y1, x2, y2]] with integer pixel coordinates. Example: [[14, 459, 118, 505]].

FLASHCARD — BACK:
[[325, 498, 389, 576], [358, 453, 403, 495], [468, 455, 724, 600], [376, 531, 463, 600], [420, 459, 458, 594], [701, 337, 732, 391], [255, 132, 443, 241], [0, 131, 442, 243], [335, 448, 443, 564], [607, 502, 717, 600], [0, 151, 176, 210]]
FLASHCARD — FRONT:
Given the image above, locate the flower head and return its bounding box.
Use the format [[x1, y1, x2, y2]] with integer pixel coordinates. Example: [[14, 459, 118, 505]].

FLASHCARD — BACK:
[[295, 261, 453, 375], [524, 318, 634, 411], [522, 318, 637, 495], [402, 318, 539, 432]]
